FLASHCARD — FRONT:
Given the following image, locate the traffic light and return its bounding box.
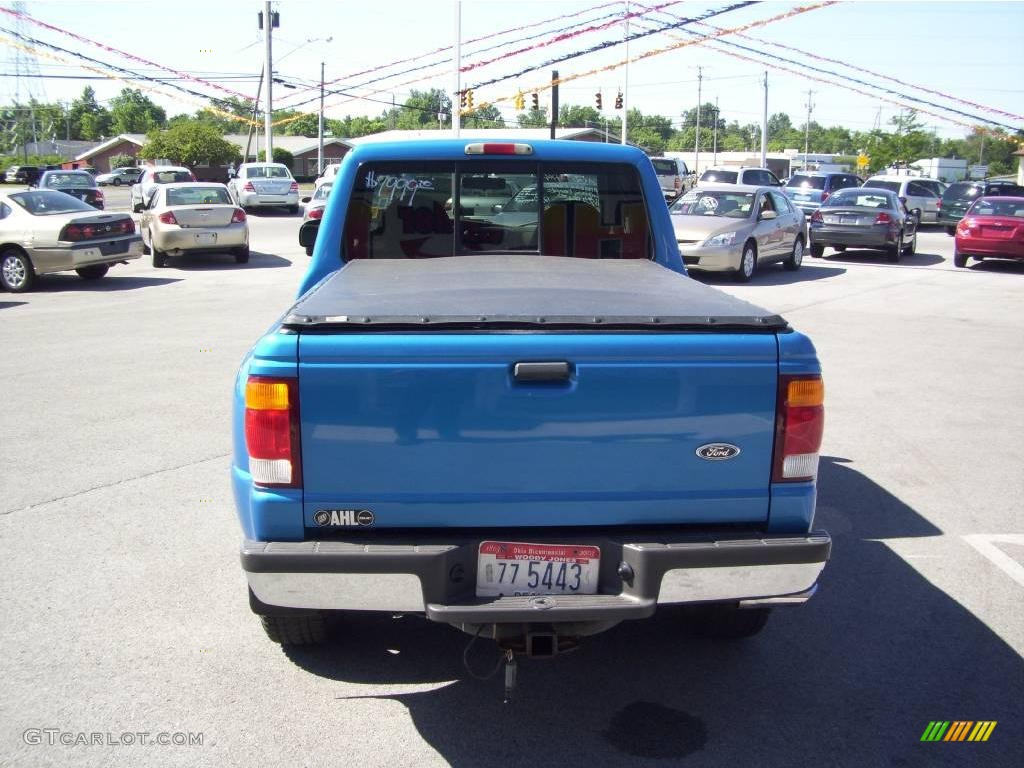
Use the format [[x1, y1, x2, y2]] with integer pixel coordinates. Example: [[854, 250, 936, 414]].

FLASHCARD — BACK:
[[615, 90, 623, 110], [531, 92, 539, 110], [514, 92, 525, 111], [459, 91, 467, 109], [595, 91, 603, 110], [466, 89, 474, 110]]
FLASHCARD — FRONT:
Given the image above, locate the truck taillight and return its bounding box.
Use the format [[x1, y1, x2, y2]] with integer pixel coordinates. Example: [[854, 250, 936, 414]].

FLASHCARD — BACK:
[[245, 376, 301, 488], [772, 375, 824, 483]]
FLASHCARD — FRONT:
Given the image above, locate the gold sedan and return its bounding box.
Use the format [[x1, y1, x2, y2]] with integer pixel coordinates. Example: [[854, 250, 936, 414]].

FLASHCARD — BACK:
[[138, 183, 249, 268]]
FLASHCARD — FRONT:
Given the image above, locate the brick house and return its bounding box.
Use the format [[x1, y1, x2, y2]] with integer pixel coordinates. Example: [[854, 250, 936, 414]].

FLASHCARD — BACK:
[[72, 134, 148, 173]]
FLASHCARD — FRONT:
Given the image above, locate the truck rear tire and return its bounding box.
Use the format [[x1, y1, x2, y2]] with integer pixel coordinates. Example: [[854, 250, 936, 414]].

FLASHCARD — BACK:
[[687, 605, 770, 640], [259, 614, 327, 645]]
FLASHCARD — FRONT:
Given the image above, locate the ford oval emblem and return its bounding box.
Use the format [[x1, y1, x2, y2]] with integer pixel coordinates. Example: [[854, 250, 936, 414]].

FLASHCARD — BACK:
[[696, 443, 741, 460]]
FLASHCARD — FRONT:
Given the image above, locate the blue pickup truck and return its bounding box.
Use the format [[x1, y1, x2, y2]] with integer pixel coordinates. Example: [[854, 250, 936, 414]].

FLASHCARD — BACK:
[[233, 139, 829, 658]]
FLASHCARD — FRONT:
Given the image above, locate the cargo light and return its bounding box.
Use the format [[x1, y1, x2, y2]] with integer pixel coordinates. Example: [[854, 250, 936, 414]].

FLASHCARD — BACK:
[[772, 375, 824, 483], [464, 142, 533, 156], [244, 376, 301, 488]]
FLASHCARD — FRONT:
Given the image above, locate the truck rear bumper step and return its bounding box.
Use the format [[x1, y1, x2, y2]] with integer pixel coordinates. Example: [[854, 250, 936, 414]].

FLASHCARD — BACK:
[[242, 531, 830, 621]]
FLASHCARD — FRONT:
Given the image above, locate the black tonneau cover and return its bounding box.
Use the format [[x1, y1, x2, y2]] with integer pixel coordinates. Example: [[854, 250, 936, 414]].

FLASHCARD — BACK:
[[283, 256, 788, 331]]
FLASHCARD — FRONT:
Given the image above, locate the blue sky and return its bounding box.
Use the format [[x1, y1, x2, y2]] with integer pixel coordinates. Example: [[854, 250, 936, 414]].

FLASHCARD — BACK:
[[2, 0, 1022, 141]]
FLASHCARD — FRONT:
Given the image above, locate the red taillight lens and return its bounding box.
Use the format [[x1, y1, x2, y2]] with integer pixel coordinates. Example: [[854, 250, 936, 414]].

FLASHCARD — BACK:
[[119, 218, 135, 234], [95, 189, 104, 201], [231, 208, 246, 223], [935, 199, 941, 211], [289, 181, 299, 192], [244, 376, 301, 488], [243, 181, 256, 192], [821, 191, 830, 203], [874, 212, 892, 224], [158, 211, 178, 225], [309, 207, 324, 220], [772, 375, 824, 483], [82, 225, 95, 238], [63, 224, 83, 241], [810, 211, 824, 224]]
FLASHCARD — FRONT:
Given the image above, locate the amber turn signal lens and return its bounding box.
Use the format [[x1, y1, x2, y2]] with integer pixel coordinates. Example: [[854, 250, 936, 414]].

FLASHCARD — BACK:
[[787, 378, 824, 408], [245, 380, 290, 410]]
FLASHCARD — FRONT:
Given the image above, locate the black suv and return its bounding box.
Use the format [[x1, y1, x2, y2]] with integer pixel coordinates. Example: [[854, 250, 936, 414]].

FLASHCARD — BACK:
[[939, 180, 1024, 234], [4, 165, 41, 185]]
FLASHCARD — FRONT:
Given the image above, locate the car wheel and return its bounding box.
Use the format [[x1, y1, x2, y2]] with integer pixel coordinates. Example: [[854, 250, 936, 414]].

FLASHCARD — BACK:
[[0, 247, 36, 292], [112, 178, 121, 187], [75, 264, 109, 280], [953, 249, 968, 268], [233, 246, 250, 264], [734, 241, 756, 283], [783, 237, 803, 271], [259, 613, 327, 645], [151, 234, 167, 268], [810, 243, 825, 258], [945, 226, 956, 236], [686, 605, 771, 640], [903, 230, 917, 256], [887, 232, 902, 263], [834, 245, 846, 253]]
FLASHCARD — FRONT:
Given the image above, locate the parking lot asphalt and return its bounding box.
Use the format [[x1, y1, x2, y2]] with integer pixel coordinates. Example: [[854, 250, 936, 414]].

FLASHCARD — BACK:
[[1, 212, 1022, 767]]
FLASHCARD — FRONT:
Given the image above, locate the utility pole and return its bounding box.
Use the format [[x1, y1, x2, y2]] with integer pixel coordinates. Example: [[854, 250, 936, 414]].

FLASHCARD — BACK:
[[263, 1, 274, 161], [694, 66, 702, 174], [803, 89, 814, 170], [453, 1, 461, 137], [621, 1, 630, 145], [244, 68, 265, 163], [550, 70, 559, 140], [761, 71, 768, 169], [712, 97, 718, 165], [317, 61, 324, 175], [979, 131, 986, 165]]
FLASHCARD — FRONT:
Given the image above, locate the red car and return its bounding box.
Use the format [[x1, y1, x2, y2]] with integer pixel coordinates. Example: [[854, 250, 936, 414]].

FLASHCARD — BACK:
[[954, 196, 1024, 268]]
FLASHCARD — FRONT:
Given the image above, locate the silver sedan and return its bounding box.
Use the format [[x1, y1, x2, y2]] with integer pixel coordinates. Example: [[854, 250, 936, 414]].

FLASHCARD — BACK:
[[670, 184, 806, 281], [138, 183, 249, 268], [0, 189, 142, 292]]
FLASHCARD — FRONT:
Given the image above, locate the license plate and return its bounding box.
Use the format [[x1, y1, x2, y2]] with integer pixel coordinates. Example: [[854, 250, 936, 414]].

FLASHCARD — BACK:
[[841, 215, 859, 224], [476, 541, 600, 597], [195, 233, 217, 246], [98, 240, 128, 256]]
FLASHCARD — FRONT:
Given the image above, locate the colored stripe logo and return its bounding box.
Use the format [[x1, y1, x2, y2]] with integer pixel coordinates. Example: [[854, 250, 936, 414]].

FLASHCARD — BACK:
[[921, 721, 997, 742]]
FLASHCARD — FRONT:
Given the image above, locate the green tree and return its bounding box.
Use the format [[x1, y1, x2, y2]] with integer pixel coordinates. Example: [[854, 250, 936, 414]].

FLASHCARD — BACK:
[[516, 108, 549, 128], [260, 147, 294, 166], [559, 104, 601, 127], [108, 89, 166, 134], [139, 122, 238, 167], [462, 104, 504, 129], [382, 88, 451, 130], [332, 115, 387, 138], [68, 87, 110, 140], [109, 152, 137, 169]]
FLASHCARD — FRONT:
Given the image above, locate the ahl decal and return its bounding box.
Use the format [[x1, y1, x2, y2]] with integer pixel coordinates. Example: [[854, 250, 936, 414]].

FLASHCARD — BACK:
[[313, 509, 375, 527]]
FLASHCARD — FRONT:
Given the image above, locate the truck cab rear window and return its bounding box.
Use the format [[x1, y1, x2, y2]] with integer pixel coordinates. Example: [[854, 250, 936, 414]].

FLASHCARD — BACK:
[[343, 161, 650, 260]]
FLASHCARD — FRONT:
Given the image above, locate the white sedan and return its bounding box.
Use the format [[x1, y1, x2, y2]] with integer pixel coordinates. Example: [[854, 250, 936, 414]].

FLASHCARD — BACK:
[[0, 189, 142, 292], [137, 183, 249, 268]]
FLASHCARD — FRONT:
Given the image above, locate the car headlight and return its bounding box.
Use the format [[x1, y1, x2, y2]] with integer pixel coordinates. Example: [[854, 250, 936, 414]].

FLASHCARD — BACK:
[[703, 231, 736, 248]]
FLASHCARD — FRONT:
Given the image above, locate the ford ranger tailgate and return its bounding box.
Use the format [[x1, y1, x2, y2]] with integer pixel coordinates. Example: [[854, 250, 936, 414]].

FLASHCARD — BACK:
[[289, 257, 785, 529]]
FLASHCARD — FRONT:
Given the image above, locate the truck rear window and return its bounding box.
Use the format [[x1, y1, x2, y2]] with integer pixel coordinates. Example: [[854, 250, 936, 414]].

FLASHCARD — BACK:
[[342, 161, 651, 260]]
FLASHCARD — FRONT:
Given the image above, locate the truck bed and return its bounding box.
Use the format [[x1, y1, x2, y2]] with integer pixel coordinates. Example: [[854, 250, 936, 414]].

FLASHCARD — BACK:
[[283, 256, 788, 332]]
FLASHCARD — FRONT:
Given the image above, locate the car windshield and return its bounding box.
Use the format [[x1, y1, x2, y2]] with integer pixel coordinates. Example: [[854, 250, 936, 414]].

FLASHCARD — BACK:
[[699, 170, 738, 184], [246, 166, 291, 179], [824, 190, 892, 208], [670, 190, 753, 218], [969, 198, 1024, 217], [866, 180, 901, 193], [342, 161, 650, 259], [153, 170, 193, 183], [166, 187, 232, 206], [787, 175, 826, 190], [43, 172, 95, 188], [651, 160, 678, 175], [9, 190, 97, 215]]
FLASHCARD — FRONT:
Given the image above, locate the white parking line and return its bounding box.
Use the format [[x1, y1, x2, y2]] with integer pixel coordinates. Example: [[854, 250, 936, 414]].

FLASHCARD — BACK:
[[963, 535, 1024, 588]]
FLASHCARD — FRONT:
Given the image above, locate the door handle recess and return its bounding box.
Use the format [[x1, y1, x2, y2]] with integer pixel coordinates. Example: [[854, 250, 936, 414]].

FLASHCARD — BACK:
[[513, 362, 572, 382]]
